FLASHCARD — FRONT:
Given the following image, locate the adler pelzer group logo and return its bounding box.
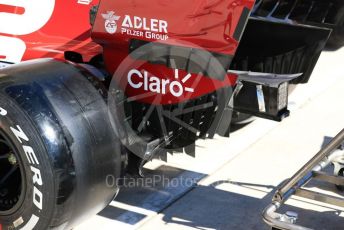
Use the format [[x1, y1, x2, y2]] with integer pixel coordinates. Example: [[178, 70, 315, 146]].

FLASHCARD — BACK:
[[102, 11, 169, 41], [102, 11, 121, 34]]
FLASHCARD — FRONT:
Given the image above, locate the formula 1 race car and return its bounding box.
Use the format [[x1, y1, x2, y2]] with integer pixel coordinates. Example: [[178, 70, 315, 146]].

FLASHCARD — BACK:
[[0, 1, 343, 229]]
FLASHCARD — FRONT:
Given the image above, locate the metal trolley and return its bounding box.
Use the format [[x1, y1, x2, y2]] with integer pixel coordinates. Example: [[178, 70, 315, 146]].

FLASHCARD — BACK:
[[263, 128, 344, 230]]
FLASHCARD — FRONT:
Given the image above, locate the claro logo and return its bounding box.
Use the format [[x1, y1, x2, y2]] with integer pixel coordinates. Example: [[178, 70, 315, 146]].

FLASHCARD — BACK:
[[128, 69, 194, 97]]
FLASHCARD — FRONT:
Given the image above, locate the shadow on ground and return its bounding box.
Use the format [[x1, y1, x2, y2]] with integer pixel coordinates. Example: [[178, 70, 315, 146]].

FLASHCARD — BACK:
[[96, 135, 344, 229], [158, 180, 344, 230]]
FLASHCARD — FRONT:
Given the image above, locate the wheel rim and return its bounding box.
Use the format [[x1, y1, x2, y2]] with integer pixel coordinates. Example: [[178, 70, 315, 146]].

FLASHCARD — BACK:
[[0, 130, 25, 215]]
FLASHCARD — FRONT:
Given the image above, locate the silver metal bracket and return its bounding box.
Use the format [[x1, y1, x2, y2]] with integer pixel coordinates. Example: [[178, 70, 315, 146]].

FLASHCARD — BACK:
[[263, 129, 344, 230]]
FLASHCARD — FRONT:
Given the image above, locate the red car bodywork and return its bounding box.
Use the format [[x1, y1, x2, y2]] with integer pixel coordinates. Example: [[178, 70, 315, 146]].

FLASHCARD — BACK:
[[1, 0, 254, 104], [0, 0, 100, 63], [92, 0, 254, 104]]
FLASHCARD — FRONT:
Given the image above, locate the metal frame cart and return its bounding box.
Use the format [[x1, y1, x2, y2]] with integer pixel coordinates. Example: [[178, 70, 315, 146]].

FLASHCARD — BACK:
[[263, 128, 344, 230]]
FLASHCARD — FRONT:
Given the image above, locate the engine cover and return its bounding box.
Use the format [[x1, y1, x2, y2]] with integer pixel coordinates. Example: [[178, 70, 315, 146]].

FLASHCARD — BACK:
[[92, 0, 255, 105]]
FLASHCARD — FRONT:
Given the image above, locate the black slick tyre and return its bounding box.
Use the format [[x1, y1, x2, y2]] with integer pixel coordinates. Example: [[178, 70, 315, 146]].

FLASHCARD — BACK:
[[0, 59, 121, 230]]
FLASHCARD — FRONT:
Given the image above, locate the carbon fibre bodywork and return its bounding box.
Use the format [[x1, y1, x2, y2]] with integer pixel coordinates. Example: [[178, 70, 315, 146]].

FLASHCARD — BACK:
[[231, 0, 343, 83]]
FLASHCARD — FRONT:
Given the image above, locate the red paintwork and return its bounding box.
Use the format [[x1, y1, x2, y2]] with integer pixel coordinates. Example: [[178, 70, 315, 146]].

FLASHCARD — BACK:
[[2, 0, 253, 105], [113, 52, 238, 105], [92, 0, 254, 104], [0, 4, 25, 14], [93, 0, 255, 56], [0, 1, 101, 62]]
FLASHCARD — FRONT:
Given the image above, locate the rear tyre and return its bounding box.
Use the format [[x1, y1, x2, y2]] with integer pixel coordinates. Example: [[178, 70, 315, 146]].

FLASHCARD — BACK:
[[0, 59, 121, 230]]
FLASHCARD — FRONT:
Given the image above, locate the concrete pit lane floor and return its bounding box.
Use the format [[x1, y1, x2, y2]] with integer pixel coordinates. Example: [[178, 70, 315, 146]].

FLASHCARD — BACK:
[[76, 47, 344, 230]]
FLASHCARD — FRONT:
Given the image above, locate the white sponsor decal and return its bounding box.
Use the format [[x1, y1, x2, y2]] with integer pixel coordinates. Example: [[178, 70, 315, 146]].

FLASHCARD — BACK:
[[102, 11, 121, 34], [0, 106, 7, 116], [10, 126, 43, 210], [0, 36, 26, 63], [77, 0, 92, 5], [0, 0, 55, 35], [10, 125, 29, 143], [102, 11, 169, 41], [32, 186, 43, 210], [0, 0, 55, 63], [9, 124, 43, 229], [0, 108, 43, 229], [13, 217, 24, 228], [20, 215, 39, 230], [128, 69, 194, 97]]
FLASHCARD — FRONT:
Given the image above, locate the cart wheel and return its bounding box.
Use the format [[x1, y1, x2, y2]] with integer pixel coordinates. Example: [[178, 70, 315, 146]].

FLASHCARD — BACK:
[[334, 167, 344, 191]]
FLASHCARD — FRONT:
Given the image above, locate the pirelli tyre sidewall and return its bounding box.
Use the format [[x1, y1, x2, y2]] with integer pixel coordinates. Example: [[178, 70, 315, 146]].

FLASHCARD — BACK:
[[0, 59, 121, 230], [0, 96, 54, 230]]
